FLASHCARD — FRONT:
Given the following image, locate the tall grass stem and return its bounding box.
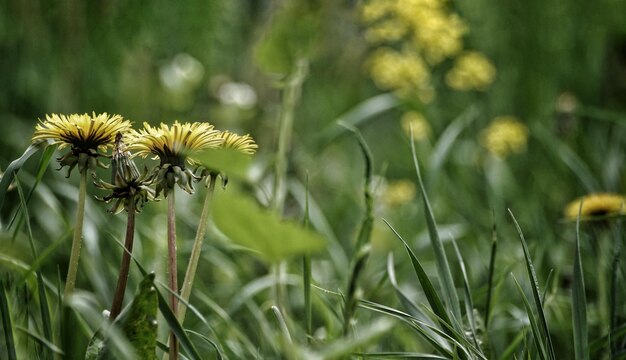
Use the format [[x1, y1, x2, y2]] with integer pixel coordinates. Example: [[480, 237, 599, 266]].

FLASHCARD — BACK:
[[167, 191, 179, 360]]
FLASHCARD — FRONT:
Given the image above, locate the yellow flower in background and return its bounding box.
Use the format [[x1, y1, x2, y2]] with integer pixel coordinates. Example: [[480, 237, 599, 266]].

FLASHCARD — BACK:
[[32, 113, 131, 175], [381, 179, 416, 207], [365, 19, 408, 43], [401, 112, 431, 141], [360, 0, 395, 23], [220, 131, 258, 155], [409, 12, 466, 64], [480, 116, 528, 158], [128, 121, 223, 196], [446, 52, 497, 91], [367, 47, 430, 95], [564, 193, 626, 220]]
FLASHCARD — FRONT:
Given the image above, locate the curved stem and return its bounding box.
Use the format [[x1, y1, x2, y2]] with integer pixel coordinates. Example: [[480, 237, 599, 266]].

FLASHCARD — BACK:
[[167, 191, 179, 360], [109, 200, 136, 321], [64, 170, 87, 298], [177, 175, 216, 323]]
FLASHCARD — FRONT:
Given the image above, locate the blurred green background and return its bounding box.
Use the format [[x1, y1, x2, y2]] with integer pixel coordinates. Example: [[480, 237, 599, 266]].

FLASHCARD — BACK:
[[2, 0, 626, 358]]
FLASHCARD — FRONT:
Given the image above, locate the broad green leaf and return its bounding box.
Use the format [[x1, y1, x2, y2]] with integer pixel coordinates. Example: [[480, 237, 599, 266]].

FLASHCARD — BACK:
[[121, 273, 158, 360], [213, 190, 326, 263], [196, 147, 252, 180]]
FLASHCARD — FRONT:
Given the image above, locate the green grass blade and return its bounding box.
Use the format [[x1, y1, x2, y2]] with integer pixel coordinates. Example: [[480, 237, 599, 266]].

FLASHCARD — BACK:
[[185, 330, 223, 360], [353, 352, 449, 359], [508, 209, 555, 360], [16, 326, 64, 355], [0, 143, 43, 222], [451, 236, 480, 350], [498, 330, 526, 360], [572, 205, 589, 360], [428, 106, 478, 184], [383, 220, 454, 333], [8, 144, 56, 232], [484, 218, 498, 330], [0, 282, 17, 360], [411, 132, 462, 326], [319, 318, 395, 360], [511, 275, 548, 360], [610, 215, 623, 356]]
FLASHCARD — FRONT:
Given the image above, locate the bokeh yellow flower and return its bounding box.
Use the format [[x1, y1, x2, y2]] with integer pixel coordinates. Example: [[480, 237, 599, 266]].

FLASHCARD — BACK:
[[401, 112, 431, 141], [367, 47, 430, 95], [381, 179, 416, 207], [564, 193, 626, 220], [480, 116, 528, 158], [32, 113, 131, 175], [446, 52, 497, 91], [128, 121, 223, 196]]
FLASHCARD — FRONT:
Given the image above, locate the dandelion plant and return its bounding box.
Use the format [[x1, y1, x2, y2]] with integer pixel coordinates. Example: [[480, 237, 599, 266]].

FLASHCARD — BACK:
[[128, 121, 223, 359], [31, 113, 131, 297]]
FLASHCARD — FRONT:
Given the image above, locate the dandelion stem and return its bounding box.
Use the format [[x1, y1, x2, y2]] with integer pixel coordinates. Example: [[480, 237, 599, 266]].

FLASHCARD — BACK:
[[167, 191, 179, 360], [177, 175, 216, 323], [64, 170, 87, 298], [109, 200, 136, 321]]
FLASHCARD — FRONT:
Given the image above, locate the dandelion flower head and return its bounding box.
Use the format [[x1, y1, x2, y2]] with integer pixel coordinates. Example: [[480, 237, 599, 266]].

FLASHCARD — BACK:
[[129, 121, 223, 167], [31, 113, 131, 175], [564, 193, 626, 220], [480, 116, 528, 158], [220, 131, 258, 155], [128, 121, 223, 196]]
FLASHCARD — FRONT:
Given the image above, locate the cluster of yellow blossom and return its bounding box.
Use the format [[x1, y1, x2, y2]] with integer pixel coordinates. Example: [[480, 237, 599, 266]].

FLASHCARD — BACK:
[[480, 116, 528, 158], [446, 52, 497, 91], [367, 47, 431, 99], [361, 0, 496, 97], [401, 111, 431, 141]]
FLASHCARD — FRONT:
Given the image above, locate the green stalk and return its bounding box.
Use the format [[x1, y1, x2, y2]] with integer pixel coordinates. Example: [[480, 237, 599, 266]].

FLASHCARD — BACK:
[[271, 59, 308, 214], [167, 191, 179, 360], [64, 170, 87, 298], [303, 255, 312, 341], [109, 200, 136, 321], [177, 175, 216, 323]]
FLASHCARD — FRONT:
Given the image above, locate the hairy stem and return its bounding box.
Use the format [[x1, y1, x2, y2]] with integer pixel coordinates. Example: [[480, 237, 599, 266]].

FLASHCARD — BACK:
[[177, 175, 216, 323], [64, 170, 87, 298], [168, 191, 178, 360], [109, 200, 136, 321]]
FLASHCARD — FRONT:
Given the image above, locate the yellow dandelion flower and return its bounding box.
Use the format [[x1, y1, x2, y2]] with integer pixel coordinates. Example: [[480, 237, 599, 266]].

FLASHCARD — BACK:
[[128, 121, 223, 196], [381, 179, 416, 207], [361, 0, 396, 23], [401, 112, 431, 141], [31, 113, 131, 175], [564, 193, 626, 220], [220, 131, 258, 155], [480, 116, 528, 158], [129, 121, 223, 166], [446, 52, 497, 91], [409, 11, 467, 64]]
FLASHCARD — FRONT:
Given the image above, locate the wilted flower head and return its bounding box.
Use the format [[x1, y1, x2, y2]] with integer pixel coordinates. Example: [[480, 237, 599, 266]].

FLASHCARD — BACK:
[[480, 116, 528, 158], [96, 133, 155, 214], [564, 193, 626, 220], [128, 121, 223, 196], [31, 113, 131, 176]]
